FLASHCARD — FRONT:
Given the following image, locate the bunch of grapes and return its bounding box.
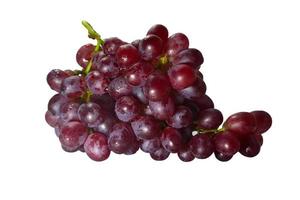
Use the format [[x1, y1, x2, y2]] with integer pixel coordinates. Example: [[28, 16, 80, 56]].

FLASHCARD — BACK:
[[46, 21, 272, 162]]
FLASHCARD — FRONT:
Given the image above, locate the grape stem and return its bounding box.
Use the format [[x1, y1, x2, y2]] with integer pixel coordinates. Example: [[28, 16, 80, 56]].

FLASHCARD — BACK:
[[81, 20, 104, 75], [196, 127, 225, 135]]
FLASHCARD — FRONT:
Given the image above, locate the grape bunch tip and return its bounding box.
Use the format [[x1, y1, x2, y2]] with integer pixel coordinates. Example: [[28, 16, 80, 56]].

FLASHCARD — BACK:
[[46, 21, 272, 162]]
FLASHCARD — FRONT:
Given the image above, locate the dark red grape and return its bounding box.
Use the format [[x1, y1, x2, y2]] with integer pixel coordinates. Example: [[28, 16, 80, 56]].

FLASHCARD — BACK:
[[48, 94, 68, 116], [91, 93, 116, 113], [161, 127, 182, 153], [131, 39, 140, 48], [147, 24, 169, 46], [178, 146, 195, 162], [84, 132, 110, 161], [172, 48, 204, 68], [78, 102, 105, 128], [47, 69, 70, 92], [86, 70, 109, 95], [214, 152, 233, 162], [115, 95, 141, 122], [149, 97, 175, 120], [168, 64, 197, 90], [61, 76, 86, 99], [116, 44, 140, 68], [140, 138, 161, 153], [180, 125, 194, 144], [251, 110, 272, 134], [132, 86, 148, 104], [165, 33, 189, 58], [239, 135, 261, 157], [131, 115, 161, 140], [197, 108, 223, 130], [223, 112, 257, 136], [214, 131, 240, 156], [189, 134, 214, 159], [254, 134, 263, 146], [94, 115, 118, 136], [76, 44, 95, 68], [150, 148, 170, 161], [144, 73, 171, 102], [125, 61, 154, 86], [107, 77, 132, 99], [103, 37, 125, 55], [93, 55, 120, 78], [59, 101, 80, 123], [139, 35, 163, 61], [166, 106, 193, 128], [179, 78, 206, 100], [124, 139, 140, 155], [59, 121, 88, 152], [193, 95, 214, 111], [45, 110, 59, 127]]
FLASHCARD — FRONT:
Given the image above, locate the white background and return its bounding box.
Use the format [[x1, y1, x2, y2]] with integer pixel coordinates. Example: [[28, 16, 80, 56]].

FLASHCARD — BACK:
[[0, 0, 299, 199]]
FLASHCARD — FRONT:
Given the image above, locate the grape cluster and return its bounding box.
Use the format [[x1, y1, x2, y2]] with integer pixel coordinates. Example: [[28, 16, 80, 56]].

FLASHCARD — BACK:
[[45, 21, 272, 162]]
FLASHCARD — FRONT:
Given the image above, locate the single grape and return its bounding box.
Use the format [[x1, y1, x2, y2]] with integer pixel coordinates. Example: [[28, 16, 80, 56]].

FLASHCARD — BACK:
[[140, 137, 161, 153], [48, 94, 68, 116], [214, 152, 233, 162], [183, 100, 201, 120], [131, 115, 161, 140], [239, 135, 261, 157], [84, 132, 110, 161], [143, 73, 171, 102], [254, 133, 263, 146], [59, 121, 88, 152], [132, 86, 149, 104], [172, 48, 204, 68], [161, 127, 183, 153], [214, 131, 240, 156], [179, 78, 206, 100], [165, 33, 189, 58], [149, 97, 175, 120], [251, 110, 272, 134], [125, 61, 154, 86], [103, 37, 125, 55], [108, 123, 135, 154], [78, 102, 105, 128], [189, 134, 214, 159], [131, 39, 140, 48], [139, 35, 163, 61], [197, 108, 223, 130], [124, 138, 140, 155], [61, 76, 86, 99], [59, 101, 80, 123], [150, 148, 170, 161], [168, 64, 197, 90], [116, 44, 140, 68], [166, 106, 193, 128], [193, 95, 215, 111], [147, 24, 169, 46], [86, 70, 109, 95], [223, 112, 257, 136], [94, 115, 118, 136], [76, 44, 95, 68], [107, 76, 132, 99], [115, 96, 141, 122], [93, 55, 120, 78], [47, 69, 70, 92], [45, 110, 59, 127], [178, 146, 195, 162]]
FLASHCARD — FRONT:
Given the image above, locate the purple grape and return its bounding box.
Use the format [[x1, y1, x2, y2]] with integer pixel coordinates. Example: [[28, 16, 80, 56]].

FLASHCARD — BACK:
[[131, 115, 161, 140], [149, 97, 175, 120], [47, 69, 70, 92], [115, 96, 141, 122], [150, 148, 170, 161], [76, 44, 95, 68], [161, 127, 183, 153], [189, 134, 214, 159], [78, 102, 106, 128], [107, 77, 132, 99], [61, 76, 86, 99], [59, 101, 80, 123], [172, 48, 204, 68], [140, 138, 161, 153], [147, 24, 169, 46], [144, 73, 171, 102], [103, 37, 125, 55], [251, 110, 272, 134], [116, 44, 140, 69], [166, 106, 193, 128], [93, 55, 120, 78], [139, 35, 163, 61], [165, 33, 189, 58], [45, 110, 59, 127], [168, 64, 197, 90], [48, 94, 68, 116], [197, 108, 223, 130], [86, 70, 109, 95], [84, 132, 110, 161]]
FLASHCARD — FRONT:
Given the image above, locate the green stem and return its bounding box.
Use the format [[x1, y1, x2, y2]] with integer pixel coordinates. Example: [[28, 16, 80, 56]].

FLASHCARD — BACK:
[[81, 20, 104, 75], [197, 127, 225, 135]]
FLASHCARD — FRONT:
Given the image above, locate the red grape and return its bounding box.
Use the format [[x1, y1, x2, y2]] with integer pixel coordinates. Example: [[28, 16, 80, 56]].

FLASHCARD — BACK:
[[84, 132, 110, 161]]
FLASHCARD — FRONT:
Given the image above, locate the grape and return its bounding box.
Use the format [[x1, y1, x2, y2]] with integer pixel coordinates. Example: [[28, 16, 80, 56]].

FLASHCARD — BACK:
[[86, 70, 109, 95], [131, 39, 140, 48], [94, 115, 118, 136], [149, 97, 175, 120], [161, 127, 182, 153], [125, 61, 154, 86], [172, 48, 204, 68], [172, 91, 185, 105], [93, 55, 120, 78], [76, 44, 95, 68], [84, 133, 110, 161], [107, 76, 132, 99], [61, 76, 86, 99], [61, 145, 78, 153], [59, 101, 80, 123], [108, 123, 135, 154], [103, 37, 125, 55], [47, 69, 70, 92], [168, 64, 197, 90], [143, 73, 171, 102], [197, 108, 223, 130], [254, 134, 263, 146], [139, 35, 163, 61], [115, 96, 141, 122], [91, 93, 116, 113], [140, 138, 161, 153], [223, 112, 257, 136], [124, 139, 140, 155], [116, 44, 140, 68], [131, 115, 161, 140], [48, 94, 68, 116], [166, 106, 193, 128], [165, 33, 189, 58], [147, 24, 169, 46], [78, 102, 105, 127], [189, 134, 214, 159], [178, 146, 195, 162], [214, 152, 233, 162], [45, 110, 59, 127], [180, 125, 194, 144], [251, 110, 272, 134], [132, 86, 148, 104], [179, 78, 206, 100], [213, 132, 240, 156], [239, 135, 261, 157], [193, 94, 215, 111], [150, 148, 170, 161], [59, 121, 88, 152]]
